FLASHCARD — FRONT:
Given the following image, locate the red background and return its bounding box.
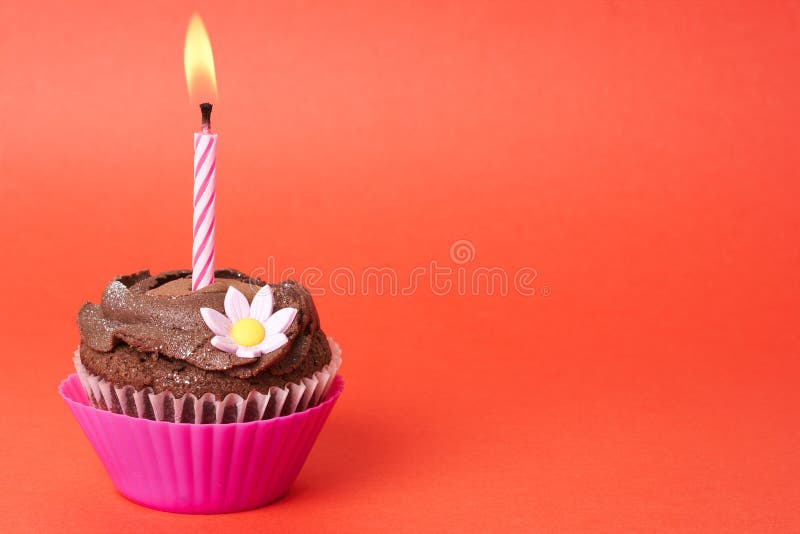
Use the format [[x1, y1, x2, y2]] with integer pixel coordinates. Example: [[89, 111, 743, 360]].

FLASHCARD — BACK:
[[1, 1, 798, 531]]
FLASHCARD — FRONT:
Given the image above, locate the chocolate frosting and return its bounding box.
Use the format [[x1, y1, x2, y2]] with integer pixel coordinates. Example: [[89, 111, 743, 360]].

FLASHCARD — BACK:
[[78, 269, 327, 379]]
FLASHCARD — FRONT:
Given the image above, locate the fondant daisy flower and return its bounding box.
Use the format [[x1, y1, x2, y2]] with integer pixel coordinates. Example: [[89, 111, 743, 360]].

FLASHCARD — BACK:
[[200, 285, 297, 359]]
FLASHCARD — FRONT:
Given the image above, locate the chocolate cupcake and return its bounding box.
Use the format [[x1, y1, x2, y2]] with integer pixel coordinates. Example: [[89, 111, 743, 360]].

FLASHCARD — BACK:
[[75, 269, 341, 423]]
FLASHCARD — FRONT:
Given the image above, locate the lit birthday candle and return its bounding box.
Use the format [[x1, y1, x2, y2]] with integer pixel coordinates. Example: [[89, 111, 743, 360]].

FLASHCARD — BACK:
[[192, 105, 217, 290], [184, 14, 219, 290]]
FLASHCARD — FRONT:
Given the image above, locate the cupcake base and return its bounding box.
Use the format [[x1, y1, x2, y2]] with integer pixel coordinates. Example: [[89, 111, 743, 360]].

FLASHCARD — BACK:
[[74, 338, 342, 423], [59, 371, 344, 513]]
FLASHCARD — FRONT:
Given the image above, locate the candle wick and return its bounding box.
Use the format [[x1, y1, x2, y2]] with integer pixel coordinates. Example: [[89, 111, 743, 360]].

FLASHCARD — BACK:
[[200, 102, 213, 132]]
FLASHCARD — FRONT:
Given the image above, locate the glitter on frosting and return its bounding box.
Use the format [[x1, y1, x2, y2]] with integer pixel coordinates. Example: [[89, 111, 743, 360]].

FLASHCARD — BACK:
[[77, 269, 325, 379]]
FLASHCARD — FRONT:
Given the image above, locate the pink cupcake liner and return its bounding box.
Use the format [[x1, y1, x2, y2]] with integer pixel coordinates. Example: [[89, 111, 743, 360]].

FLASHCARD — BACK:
[[73, 338, 342, 423], [60, 372, 344, 514], [59, 340, 344, 514]]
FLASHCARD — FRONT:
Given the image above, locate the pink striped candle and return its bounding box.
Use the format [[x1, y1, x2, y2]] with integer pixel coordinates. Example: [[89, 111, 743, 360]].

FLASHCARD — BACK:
[[192, 103, 217, 291]]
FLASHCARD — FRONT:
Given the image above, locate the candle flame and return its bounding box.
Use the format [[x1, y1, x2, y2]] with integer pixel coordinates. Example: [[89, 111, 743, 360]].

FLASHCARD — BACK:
[[184, 13, 218, 103]]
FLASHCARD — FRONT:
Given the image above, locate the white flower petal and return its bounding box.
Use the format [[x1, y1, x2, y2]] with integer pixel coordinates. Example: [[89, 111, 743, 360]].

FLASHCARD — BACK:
[[236, 346, 260, 359], [211, 335, 238, 353], [224, 286, 250, 322], [249, 285, 274, 322], [200, 308, 232, 336], [263, 307, 298, 335], [256, 333, 288, 354]]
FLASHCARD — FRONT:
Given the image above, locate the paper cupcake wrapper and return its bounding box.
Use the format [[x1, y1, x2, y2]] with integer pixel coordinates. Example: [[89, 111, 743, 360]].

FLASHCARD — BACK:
[[60, 371, 344, 513], [74, 337, 342, 423]]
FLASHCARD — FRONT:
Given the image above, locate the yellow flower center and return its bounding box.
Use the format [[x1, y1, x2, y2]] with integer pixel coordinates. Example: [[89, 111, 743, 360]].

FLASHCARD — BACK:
[[230, 318, 265, 347]]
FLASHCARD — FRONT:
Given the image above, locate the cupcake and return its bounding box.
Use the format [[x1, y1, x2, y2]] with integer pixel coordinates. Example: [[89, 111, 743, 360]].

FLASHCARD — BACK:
[[60, 268, 343, 513], [75, 268, 341, 422]]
